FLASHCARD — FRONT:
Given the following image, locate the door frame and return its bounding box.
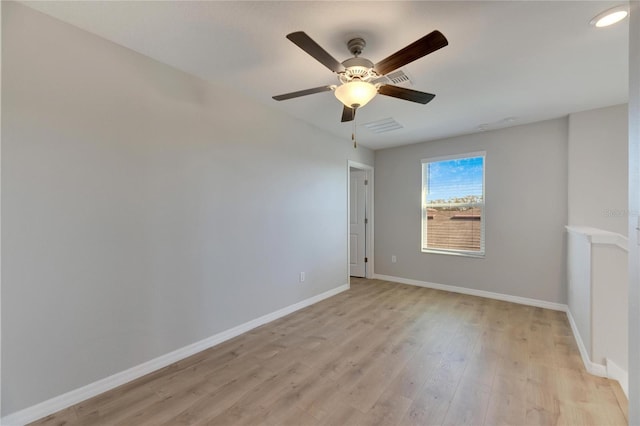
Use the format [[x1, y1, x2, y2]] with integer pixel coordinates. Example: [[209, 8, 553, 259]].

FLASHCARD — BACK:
[[348, 161, 374, 282]]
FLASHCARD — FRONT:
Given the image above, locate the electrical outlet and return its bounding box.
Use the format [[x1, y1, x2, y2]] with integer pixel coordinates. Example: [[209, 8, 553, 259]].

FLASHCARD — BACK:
[[300, 272, 305, 282], [392, 255, 397, 263]]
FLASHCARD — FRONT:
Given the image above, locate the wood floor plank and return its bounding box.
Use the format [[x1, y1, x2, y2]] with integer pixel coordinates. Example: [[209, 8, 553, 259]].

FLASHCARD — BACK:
[[157, 365, 270, 425], [28, 406, 79, 426], [71, 382, 163, 426], [315, 401, 366, 426], [441, 384, 491, 426], [385, 350, 442, 400], [204, 362, 312, 426], [29, 278, 628, 426], [265, 405, 319, 426], [361, 392, 412, 426], [339, 333, 420, 412], [611, 380, 629, 422], [483, 392, 526, 426], [399, 373, 457, 426], [292, 374, 344, 421]]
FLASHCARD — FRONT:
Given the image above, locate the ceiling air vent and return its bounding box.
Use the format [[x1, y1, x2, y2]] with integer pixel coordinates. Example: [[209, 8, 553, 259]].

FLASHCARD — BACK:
[[362, 117, 404, 134], [386, 70, 411, 85], [373, 69, 413, 87]]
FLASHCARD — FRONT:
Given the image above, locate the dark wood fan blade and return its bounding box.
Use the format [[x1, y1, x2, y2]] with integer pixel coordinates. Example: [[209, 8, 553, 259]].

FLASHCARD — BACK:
[[374, 30, 448, 76], [341, 105, 355, 122], [272, 85, 334, 101], [287, 32, 345, 73], [370, 76, 388, 85], [378, 85, 435, 104]]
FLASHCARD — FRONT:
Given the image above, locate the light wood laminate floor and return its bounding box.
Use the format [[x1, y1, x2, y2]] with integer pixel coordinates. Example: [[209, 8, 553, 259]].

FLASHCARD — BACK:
[[31, 278, 628, 426]]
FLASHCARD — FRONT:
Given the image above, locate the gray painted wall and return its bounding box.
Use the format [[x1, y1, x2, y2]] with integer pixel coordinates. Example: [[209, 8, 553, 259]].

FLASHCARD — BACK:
[[375, 118, 568, 304], [568, 104, 628, 235], [1, 3, 373, 415]]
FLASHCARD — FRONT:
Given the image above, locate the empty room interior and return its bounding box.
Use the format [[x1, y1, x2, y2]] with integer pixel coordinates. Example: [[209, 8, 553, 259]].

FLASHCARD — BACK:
[[2, 1, 640, 425]]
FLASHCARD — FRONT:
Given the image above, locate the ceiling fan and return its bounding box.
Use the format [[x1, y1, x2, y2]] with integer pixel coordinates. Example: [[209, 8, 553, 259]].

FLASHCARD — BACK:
[[272, 30, 449, 123]]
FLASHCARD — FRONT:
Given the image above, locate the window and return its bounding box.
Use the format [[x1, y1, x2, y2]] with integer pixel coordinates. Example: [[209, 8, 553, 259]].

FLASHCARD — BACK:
[[421, 152, 485, 257]]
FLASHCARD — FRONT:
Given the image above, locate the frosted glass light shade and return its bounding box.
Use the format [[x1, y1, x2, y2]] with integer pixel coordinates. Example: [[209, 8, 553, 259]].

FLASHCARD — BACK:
[[595, 10, 627, 27], [334, 81, 377, 108], [590, 6, 628, 27]]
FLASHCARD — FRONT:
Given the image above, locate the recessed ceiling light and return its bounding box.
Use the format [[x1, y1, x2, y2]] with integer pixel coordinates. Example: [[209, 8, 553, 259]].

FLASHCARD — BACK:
[[590, 5, 628, 27]]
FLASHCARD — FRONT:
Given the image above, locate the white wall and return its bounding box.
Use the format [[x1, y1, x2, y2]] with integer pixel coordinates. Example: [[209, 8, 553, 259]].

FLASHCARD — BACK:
[[566, 226, 628, 389], [566, 104, 629, 394], [374, 118, 568, 303], [568, 104, 628, 235], [567, 230, 592, 354], [592, 244, 628, 370], [1, 2, 374, 416]]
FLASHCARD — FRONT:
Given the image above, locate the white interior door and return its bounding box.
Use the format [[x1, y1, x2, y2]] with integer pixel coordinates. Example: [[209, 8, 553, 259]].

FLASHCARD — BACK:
[[350, 170, 366, 277]]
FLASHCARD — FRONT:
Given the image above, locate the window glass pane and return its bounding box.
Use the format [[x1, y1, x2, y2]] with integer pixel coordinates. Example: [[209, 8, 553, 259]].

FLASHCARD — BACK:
[[425, 157, 484, 204], [422, 154, 485, 255], [424, 205, 483, 251]]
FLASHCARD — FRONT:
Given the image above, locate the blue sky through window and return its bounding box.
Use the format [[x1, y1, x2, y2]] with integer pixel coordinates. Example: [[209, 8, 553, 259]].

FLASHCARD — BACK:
[[425, 156, 484, 203]]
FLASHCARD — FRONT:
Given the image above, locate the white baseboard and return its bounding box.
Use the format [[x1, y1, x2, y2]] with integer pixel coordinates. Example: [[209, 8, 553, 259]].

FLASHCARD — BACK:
[[606, 358, 629, 399], [1, 284, 349, 426], [372, 274, 567, 311], [565, 309, 607, 377]]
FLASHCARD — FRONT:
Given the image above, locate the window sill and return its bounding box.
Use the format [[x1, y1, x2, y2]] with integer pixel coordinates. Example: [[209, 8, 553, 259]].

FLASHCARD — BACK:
[[421, 249, 485, 259]]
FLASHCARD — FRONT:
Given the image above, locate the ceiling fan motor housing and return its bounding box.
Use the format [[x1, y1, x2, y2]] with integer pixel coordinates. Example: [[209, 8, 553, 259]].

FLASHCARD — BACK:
[[339, 57, 378, 84]]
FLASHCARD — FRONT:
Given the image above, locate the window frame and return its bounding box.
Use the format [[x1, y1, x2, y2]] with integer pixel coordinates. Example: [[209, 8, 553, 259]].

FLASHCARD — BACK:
[[421, 151, 486, 258]]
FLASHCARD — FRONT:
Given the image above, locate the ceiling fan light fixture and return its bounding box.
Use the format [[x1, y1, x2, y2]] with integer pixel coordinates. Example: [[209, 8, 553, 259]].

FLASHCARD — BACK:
[[334, 81, 378, 108], [590, 5, 628, 27]]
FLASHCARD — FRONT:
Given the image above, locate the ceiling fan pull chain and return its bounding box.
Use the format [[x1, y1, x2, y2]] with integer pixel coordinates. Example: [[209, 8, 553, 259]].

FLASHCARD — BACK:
[[352, 113, 357, 149]]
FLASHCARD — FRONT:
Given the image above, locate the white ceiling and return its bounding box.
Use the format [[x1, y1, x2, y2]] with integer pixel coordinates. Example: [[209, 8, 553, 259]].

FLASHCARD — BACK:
[[23, 1, 629, 150]]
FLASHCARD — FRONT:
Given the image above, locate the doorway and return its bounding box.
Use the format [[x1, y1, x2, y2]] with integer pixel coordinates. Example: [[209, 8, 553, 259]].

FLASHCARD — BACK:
[[348, 161, 374, 280]]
